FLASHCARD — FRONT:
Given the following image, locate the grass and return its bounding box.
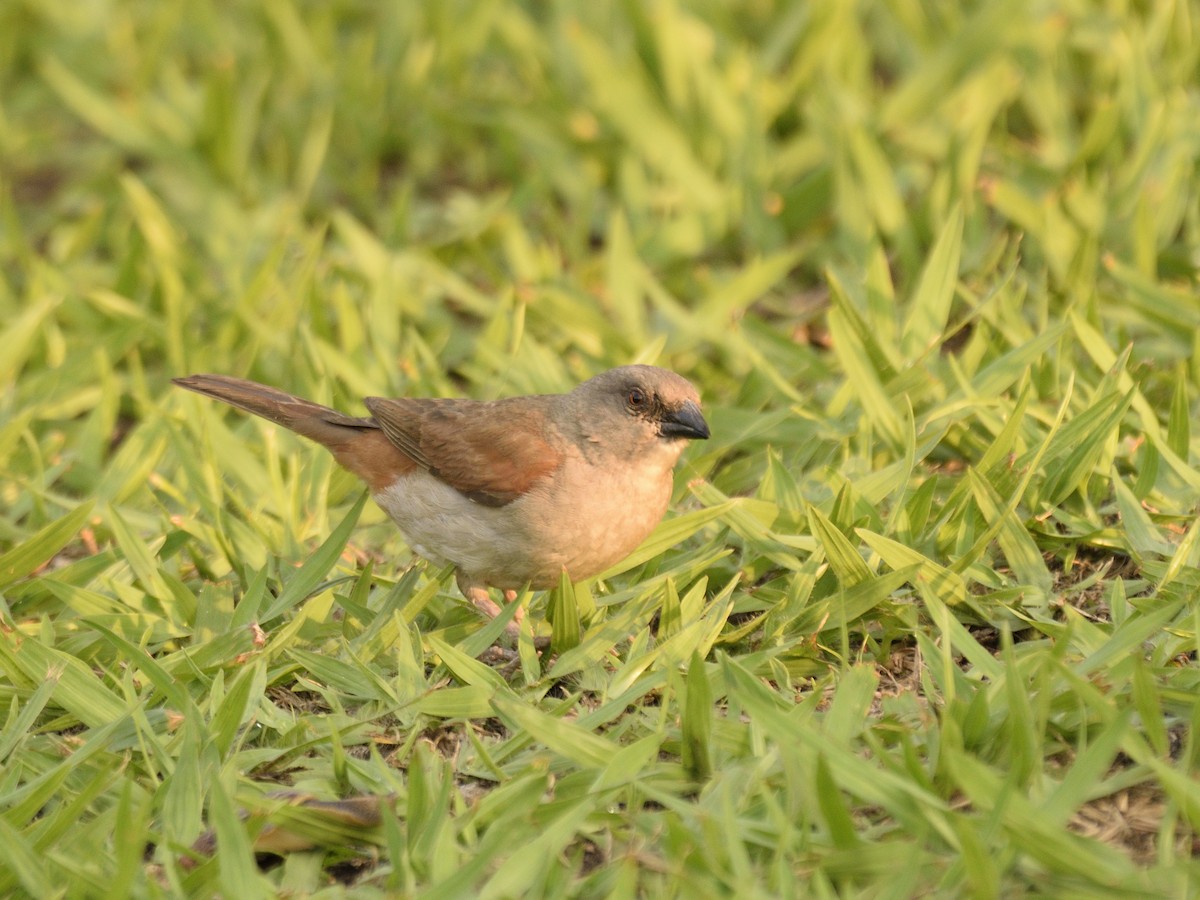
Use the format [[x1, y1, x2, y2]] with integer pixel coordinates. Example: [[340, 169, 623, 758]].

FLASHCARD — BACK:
[[2, 0, 1200, 895]]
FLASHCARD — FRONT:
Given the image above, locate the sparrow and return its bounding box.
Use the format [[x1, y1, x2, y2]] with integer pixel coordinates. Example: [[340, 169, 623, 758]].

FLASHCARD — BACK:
[[173, 366, 710, 635]]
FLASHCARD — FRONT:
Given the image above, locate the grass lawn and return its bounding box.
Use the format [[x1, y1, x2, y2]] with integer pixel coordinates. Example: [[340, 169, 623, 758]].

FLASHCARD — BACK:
[[3, 0, 1200, 895]]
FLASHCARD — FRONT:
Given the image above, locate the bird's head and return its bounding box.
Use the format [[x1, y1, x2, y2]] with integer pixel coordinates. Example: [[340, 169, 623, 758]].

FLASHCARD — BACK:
[[575, 365, 710, 447]]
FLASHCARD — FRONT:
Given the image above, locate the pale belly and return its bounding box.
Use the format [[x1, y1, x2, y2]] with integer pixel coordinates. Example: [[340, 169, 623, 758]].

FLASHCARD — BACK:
[[372, 451, 676, 589]]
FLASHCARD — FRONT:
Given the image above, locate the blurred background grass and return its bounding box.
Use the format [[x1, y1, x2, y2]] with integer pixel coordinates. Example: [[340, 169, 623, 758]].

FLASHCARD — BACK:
[[2, 0, 1200, 895]]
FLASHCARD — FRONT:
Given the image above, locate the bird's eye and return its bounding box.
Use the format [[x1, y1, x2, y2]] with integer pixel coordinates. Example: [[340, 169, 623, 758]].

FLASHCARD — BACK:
[[627, 388, 647, 408]]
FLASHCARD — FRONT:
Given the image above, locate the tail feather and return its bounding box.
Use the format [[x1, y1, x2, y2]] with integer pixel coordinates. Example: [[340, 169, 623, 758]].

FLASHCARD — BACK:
[[172, 374, 376, 445], [173, 374, 415, 490]]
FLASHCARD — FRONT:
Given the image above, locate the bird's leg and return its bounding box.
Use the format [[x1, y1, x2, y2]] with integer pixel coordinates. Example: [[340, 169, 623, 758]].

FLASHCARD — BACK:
[[461, 583, 521, 666], [456, 577, 551, 663], [503, 590, 523, 625], [463, 584, 503, 620], [457, 575, 522, 638]]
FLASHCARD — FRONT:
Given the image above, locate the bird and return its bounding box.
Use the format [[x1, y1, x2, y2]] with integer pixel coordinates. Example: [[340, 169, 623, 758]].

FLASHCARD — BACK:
[[172, 366, 710, 637]]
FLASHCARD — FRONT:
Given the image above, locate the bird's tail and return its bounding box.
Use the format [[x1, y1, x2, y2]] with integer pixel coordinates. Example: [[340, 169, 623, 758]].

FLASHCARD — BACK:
[[172, 374, 376, 446]]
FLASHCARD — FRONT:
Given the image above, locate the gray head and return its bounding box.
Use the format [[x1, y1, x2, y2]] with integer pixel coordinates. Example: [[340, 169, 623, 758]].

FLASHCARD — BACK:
[[572, 365, 710, 442]]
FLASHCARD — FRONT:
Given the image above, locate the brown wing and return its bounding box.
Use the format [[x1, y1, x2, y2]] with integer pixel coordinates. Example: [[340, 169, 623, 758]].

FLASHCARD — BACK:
[[364, 395, 562, 507]]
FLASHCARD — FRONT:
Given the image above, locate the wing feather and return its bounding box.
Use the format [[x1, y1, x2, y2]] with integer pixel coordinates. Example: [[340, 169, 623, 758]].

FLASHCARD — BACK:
[[364, 396, 561, 507]]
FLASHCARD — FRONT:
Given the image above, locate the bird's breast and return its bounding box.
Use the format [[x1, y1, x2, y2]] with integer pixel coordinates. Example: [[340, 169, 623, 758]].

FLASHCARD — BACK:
[[516, 447, 677, 583]]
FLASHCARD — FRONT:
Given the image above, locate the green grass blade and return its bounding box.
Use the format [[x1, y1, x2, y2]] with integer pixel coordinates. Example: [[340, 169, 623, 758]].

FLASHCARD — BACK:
[[0, 501, 95, 589], [260, 491, 367, 621], [902, 203, 963, 360]]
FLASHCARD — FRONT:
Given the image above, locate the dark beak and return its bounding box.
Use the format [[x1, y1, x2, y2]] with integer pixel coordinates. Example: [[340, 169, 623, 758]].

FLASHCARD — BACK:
[[659, 400, 710, 440]]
